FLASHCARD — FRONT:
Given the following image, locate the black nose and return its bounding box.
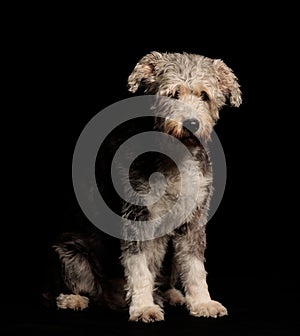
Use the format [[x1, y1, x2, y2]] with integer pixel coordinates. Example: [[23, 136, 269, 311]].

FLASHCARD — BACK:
[[182, 118, 199, 133]]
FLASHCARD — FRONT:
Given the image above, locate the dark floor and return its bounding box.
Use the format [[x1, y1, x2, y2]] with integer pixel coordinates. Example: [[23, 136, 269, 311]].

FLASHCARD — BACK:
[[2, 275, 299, 336]]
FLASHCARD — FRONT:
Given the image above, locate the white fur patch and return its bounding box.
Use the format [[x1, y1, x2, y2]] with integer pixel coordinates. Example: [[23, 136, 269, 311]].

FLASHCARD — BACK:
[[149, 153, 211, 228], [124, 254, 155, 307], [123, 253, 166, 322], [183, 256, 211, 305], [182, 257, 228, 317]]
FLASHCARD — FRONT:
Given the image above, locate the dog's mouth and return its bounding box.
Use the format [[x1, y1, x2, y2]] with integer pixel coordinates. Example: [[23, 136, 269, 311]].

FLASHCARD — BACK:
[[164, 126, 201, 146], [180, 127, 200, 144], [180, 135, 200, 146], [162, 118, 204, 146], [181, 126, 195, 138]]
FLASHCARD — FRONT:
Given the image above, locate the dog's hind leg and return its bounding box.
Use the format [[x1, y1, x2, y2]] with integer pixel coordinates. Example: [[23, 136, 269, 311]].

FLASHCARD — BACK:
[[51, 235, 102, 311], [55, 293, 89, 311], [161, 262, 185, 306]]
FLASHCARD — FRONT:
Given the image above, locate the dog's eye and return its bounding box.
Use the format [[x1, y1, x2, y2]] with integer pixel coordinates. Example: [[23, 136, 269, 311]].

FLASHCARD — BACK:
[[173, 90, 180, 99], [168, 90, 180, 99], [200, 91, 209, 101]]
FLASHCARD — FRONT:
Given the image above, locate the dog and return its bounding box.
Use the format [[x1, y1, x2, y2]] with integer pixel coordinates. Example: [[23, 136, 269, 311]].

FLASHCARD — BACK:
[[44, 51, 242, 322]]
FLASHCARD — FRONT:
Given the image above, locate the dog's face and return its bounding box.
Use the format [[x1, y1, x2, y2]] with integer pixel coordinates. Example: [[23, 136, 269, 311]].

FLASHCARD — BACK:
[[128, 51, 242, 142]]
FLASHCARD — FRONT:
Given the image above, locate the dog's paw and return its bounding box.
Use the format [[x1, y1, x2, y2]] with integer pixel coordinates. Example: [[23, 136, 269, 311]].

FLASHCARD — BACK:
[[189, 300, 227, 318], [163, 288, 185, 306], [129, 305, 164, 323], [56, 293, 89, 311]]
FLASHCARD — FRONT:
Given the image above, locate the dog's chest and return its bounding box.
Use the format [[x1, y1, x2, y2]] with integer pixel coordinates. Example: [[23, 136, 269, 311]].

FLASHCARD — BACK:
[[148, 153, 212, 222]]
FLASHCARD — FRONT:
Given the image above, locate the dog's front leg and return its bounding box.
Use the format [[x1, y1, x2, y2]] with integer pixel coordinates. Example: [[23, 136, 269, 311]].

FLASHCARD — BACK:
[[174, 226, 228, 318], [121, 241, 165, 322]]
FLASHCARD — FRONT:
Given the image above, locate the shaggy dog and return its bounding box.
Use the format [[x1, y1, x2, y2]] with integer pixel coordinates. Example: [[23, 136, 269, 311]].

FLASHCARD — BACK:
[[44, 51, 242, 322]]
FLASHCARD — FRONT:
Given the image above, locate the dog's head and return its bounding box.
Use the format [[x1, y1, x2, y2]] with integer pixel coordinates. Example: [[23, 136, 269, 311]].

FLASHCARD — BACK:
[[128, 51, 242, 142]]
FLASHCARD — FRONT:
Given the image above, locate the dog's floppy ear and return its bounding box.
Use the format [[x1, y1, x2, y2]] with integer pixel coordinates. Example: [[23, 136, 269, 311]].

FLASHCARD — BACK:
[[213, 59, 242, 107], [128, 51, 163, 93]]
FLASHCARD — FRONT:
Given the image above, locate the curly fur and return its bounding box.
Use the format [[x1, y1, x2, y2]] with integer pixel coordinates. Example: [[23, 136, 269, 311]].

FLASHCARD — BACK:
[[44, 51, 242, 322]]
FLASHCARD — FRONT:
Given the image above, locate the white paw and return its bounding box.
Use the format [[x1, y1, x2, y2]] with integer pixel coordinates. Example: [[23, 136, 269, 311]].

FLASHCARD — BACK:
[[56, 293, 89, 311], [163, 288, 185, 306], [129, 305, 164, 323], [189, 300, 227, 318]]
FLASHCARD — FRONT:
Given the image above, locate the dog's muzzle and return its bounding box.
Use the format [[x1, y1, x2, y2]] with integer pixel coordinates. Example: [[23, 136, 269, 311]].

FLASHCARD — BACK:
[[182, 118, 199, 134]]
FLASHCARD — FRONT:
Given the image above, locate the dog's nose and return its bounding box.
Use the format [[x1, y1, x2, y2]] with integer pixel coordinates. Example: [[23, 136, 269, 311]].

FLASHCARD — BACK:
[[182, 118, 199, 133]]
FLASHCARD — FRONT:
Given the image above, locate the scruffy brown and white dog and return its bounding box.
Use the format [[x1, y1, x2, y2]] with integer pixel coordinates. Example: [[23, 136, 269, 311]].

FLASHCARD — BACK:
[[46, 51, 242, 322]]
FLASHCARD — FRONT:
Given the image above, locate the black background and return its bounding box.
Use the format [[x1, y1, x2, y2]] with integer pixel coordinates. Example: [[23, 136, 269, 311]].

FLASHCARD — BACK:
[[3, 4, 299, 335]]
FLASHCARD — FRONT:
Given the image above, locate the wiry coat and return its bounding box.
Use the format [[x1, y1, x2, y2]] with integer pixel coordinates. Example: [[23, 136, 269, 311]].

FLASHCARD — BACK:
[[45, 51, 242, 322]]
